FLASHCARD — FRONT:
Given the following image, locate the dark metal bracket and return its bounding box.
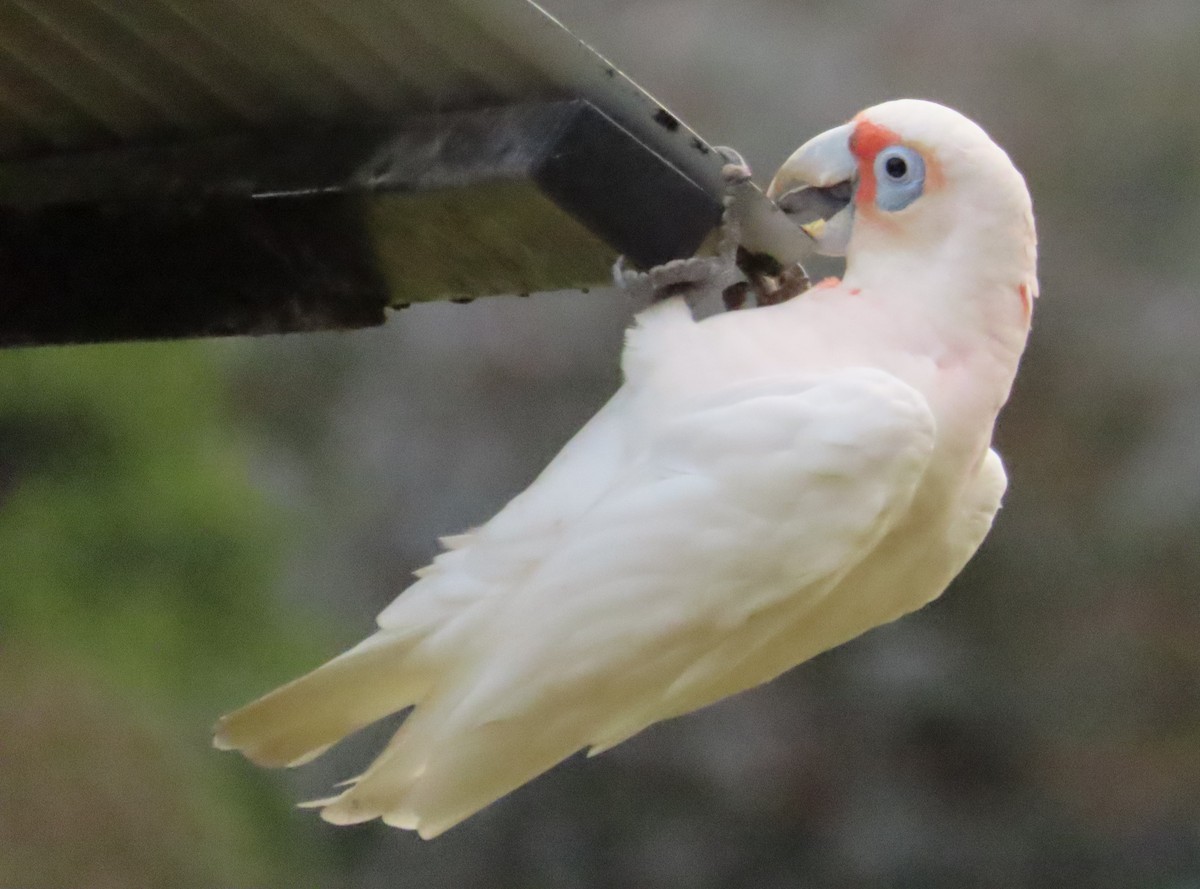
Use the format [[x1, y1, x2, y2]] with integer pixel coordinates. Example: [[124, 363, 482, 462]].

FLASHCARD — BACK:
[[0, 100, 722, 347]]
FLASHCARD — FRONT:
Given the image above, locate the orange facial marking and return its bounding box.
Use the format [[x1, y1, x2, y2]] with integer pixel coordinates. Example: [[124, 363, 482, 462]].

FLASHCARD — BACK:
[[1018, 283, 1032, 319], [849, 117, 901, 207], [815, 276, 841, 289], [849, 117, 901, 161], [848, 287, 862, 296], [923, 152, 945, 194]]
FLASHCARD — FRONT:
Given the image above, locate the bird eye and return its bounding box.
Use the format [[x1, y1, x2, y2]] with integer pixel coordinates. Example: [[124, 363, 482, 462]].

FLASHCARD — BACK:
[[873, 146, 925, 211]]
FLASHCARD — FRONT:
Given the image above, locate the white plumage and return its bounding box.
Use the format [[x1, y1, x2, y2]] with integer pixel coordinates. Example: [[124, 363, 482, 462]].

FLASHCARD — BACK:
[[215, 99, 1038, 838]]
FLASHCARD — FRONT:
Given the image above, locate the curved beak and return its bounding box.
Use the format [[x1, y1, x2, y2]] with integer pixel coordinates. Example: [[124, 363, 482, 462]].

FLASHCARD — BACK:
[[767, 123, 856, 256]]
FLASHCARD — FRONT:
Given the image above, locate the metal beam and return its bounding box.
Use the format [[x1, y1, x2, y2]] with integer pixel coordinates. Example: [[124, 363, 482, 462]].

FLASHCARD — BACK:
[[0, 100, 722, 347]]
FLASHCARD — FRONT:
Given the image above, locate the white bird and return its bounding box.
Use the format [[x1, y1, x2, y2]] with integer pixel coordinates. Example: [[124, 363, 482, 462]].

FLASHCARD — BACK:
[[215, 99, 1038, 839]]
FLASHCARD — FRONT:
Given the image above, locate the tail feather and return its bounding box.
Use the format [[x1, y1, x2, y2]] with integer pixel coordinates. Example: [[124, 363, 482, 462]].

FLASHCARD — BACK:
[[315, 703, 593, 839], [402, 719, 586, 839], [214, 631, 426, 768]]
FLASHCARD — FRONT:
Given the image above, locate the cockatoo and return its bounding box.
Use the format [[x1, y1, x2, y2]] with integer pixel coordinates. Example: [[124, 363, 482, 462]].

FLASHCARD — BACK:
[[215, 99, 1038, 839]]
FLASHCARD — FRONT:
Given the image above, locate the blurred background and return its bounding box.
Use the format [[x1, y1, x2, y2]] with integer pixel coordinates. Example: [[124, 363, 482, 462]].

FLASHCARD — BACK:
[[3, 0, 1200, 886]]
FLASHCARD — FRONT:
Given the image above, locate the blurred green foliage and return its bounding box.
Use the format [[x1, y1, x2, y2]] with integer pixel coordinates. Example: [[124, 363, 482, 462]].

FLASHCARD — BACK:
[[0, 343, 329, 888]]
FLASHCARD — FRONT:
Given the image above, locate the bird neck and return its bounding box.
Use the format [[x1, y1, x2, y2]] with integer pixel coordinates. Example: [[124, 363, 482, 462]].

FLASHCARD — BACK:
[[831, 221, 1035, 479], [842, 216, 1036, 380]]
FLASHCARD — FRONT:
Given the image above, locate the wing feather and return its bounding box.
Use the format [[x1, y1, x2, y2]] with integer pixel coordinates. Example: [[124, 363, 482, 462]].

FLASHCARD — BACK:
[[319, 366, 935, 835]]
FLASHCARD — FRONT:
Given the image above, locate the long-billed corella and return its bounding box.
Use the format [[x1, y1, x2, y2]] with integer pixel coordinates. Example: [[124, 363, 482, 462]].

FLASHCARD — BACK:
[[216, 99, 1038, 839]]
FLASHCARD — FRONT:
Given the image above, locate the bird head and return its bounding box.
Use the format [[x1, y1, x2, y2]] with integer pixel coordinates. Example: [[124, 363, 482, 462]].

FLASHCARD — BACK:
[[768, 100, 1038, 305]]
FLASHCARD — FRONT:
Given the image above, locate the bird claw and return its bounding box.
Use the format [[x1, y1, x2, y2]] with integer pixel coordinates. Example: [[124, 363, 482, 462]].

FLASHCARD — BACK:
[[613, 253, 742, 305], [714, 146, 753, 185], [616, 144, 809, 309], [755, 261, 811, 306]]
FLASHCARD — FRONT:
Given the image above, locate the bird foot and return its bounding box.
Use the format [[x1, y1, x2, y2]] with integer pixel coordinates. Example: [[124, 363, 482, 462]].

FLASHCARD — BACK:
[[615, 145, 809, 310], [612, 253, 742, 306]]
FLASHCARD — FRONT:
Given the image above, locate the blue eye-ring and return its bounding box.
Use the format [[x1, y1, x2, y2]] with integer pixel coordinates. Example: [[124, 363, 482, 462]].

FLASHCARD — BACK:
[[874, 146, 925, 212]]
